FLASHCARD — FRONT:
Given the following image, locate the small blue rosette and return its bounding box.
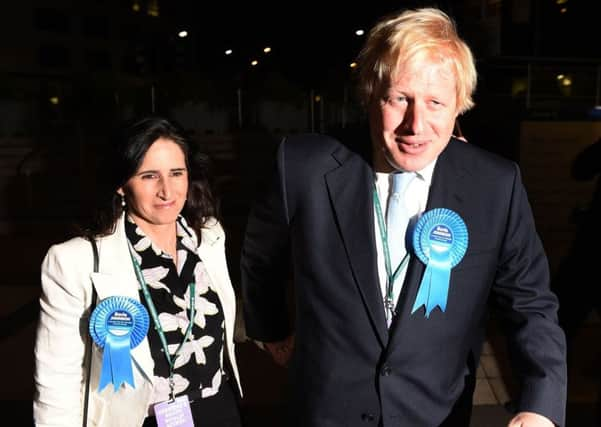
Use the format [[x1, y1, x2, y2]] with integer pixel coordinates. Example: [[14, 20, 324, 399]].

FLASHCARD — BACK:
[[411, 208, 468, 317], [89, 296, 149, 391]]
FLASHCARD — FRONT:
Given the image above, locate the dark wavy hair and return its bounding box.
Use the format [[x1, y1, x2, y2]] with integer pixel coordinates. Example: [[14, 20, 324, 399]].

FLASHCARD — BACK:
[[85, 115, 218, 239]]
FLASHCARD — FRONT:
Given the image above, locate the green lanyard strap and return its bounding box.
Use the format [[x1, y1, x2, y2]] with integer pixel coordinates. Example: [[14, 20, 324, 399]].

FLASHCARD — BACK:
[[373, 184, 410, 321], [128, 246, 195, 400]]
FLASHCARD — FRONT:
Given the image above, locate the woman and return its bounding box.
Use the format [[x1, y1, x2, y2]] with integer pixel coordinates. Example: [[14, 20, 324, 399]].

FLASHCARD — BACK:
[[33, 116, 243, 426]]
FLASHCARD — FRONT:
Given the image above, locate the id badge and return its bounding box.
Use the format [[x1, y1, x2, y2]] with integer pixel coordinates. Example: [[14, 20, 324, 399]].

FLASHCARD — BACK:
[[153, 395, 194, 427]]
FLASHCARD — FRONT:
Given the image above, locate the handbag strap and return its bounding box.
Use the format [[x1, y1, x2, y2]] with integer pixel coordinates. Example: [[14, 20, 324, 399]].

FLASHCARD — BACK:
[[90, 238, 99, 273], [82, 238, 99, 427]]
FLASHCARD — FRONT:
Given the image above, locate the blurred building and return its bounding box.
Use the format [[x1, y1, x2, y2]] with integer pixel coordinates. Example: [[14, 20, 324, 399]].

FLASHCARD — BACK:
[[0, 0, 600, 268]]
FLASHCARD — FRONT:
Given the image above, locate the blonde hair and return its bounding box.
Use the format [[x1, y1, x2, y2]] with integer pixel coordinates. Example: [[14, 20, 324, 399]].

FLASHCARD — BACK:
[[357, 8, 477, 114]]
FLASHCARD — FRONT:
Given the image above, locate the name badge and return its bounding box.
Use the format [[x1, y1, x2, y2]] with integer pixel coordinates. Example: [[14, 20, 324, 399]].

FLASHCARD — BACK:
[[154, 395, 194, 427]]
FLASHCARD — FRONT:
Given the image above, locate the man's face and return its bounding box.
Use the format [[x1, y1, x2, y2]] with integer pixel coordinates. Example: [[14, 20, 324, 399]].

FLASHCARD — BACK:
[[369, 57, 459, 172]]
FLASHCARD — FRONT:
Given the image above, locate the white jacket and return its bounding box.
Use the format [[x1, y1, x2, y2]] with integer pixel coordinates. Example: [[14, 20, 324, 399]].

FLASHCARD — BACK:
[[33, 215, 242, 427]]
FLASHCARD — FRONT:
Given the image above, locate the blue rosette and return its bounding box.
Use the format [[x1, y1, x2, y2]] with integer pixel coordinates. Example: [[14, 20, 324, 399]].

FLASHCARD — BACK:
[[411, 208, 468, 317], [89, 296, 149, 391]]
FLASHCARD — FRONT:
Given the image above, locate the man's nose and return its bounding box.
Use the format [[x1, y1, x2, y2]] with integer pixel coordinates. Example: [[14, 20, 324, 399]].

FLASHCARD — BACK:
[[403, 103, 424, 135]]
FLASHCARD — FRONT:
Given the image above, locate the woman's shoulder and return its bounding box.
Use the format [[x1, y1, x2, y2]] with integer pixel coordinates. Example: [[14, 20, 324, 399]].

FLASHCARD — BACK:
[[41, 235, 99, 282], [200, 217, 225, 243], [44, 235, 96, 263], [48, 235, 92, 252]]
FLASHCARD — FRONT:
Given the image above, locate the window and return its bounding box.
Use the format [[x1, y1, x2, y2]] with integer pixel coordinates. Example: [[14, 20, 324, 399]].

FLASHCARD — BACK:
[[82, 15, 110, 38], [39, 44, 71, 68], [84, 49, 112, 70], [33, 8, 71, 33]]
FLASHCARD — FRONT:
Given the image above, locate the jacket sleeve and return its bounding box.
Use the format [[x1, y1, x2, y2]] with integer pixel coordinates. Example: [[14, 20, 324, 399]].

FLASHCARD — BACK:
[[491, 163, 567, 426], [34, 241, 93, 426], [240, 139, 293, 342]]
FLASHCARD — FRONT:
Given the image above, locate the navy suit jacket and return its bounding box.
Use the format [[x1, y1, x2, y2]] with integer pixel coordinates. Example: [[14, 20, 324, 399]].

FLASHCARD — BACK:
[[241, 134, 567, 427]]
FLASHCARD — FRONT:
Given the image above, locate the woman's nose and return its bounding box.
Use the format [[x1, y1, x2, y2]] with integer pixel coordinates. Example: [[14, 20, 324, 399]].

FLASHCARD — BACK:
[[157, 177, 171, 199]]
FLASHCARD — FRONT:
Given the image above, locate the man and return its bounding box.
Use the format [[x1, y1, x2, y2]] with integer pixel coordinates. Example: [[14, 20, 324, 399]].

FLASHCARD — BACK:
[[241, 8, 566, 427]]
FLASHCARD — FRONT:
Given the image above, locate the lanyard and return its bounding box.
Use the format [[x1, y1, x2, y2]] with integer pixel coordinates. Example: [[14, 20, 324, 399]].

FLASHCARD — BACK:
[[373, 184, 410, 322], [128, 247, 195, 400]]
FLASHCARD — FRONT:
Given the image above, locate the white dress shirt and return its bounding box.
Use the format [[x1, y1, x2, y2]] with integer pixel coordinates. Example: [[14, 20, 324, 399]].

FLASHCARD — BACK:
[[373, 160, 437, 324]]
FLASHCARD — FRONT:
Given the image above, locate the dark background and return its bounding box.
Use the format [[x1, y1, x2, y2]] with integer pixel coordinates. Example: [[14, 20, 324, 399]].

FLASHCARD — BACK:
[[0, 0, 600, 425]]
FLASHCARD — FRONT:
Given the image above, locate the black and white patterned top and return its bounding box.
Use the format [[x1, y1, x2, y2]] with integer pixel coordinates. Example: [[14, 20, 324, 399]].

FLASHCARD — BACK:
[[125, 215, 226, 404]]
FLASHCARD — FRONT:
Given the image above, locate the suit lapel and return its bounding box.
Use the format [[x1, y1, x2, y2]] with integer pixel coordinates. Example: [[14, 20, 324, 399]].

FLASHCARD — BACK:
[[325, 145, 388, 346], [387, 139, 470, 351], [90, 215, 155, 383]]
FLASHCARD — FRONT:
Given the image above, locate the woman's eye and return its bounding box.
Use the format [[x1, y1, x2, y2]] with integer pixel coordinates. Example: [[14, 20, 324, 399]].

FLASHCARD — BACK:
[[140, 174, 157, 180]]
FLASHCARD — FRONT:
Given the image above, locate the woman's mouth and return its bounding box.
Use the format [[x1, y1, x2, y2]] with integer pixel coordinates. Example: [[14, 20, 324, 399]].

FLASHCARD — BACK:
[[156, 201, 176, 208]]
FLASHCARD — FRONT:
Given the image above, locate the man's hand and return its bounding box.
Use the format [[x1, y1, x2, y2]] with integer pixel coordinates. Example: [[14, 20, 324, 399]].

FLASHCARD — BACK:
[[264, 335, 295, 367], [508, 412, 555, 427]]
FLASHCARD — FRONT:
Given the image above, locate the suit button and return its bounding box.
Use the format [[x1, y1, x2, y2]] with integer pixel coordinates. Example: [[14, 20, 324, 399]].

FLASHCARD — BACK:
[[361, 413, 375, 422], [381, 365, 392, 376]]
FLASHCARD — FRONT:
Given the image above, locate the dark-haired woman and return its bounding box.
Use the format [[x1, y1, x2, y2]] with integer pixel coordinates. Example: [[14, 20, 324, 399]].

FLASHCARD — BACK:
[[33, 116, 243, 426]]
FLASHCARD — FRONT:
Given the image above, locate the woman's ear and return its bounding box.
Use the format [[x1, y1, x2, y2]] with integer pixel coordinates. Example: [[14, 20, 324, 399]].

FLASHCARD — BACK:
[[116, 188, 125, 196]]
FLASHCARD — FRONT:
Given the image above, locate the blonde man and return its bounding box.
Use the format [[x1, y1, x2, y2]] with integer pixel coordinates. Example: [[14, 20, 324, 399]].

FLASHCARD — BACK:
[[242, 8, 566, 427]]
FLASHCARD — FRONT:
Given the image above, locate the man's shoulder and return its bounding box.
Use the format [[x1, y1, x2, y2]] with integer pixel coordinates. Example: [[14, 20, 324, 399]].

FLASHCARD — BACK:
[[281, 128, 371, 161], [446, 138, 516, 175], [282, 133, 345, 154]]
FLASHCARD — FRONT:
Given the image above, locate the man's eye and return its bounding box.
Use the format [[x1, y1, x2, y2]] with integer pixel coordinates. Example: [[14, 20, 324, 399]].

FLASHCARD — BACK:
[[387, 96, 406, 106]]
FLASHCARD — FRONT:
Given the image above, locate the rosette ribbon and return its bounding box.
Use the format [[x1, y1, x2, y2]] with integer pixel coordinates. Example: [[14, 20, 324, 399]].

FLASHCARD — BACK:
[[89, 296, 150, 391], [411, 208, 468, 317]]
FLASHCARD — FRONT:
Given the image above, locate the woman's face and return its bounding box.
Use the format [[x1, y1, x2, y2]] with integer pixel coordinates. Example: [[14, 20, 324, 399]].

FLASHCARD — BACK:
[[118, 137, 188, 230]]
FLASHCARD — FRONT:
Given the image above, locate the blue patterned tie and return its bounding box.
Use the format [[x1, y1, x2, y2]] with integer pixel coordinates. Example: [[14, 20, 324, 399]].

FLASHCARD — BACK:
[[387, 172, 415, 269]]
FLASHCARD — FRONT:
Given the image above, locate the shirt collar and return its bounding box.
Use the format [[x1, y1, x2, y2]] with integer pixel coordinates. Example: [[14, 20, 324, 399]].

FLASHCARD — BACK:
[[413, 158, 437, 187], [125, 214, 199, 256], [176, 216, 199, 252], [374, 157, 437, 187]]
